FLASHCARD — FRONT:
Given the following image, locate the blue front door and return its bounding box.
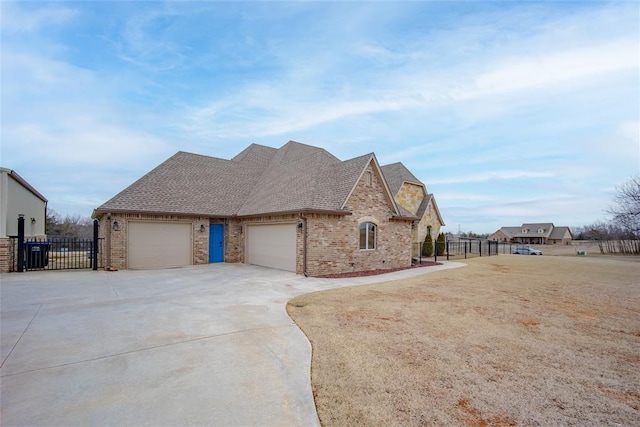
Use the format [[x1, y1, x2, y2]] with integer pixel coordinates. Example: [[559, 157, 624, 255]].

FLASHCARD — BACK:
[[209, 224, 224, 263]]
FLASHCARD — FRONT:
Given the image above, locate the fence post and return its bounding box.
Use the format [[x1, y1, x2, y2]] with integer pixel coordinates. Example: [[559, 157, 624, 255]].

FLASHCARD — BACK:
[[479, 240, 482, 257], [92, 219, 99, 270], [17, 215, 25, 272], [446, 240, 450, 261]]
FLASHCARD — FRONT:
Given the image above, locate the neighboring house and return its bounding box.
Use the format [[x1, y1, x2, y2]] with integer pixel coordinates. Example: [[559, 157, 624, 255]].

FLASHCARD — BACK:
[[489, 223, 573, 245], [381, 162, 445, 253], [0, 168, 48, 272], [94, 141, 445, 275], [487, 227, 521, 243]]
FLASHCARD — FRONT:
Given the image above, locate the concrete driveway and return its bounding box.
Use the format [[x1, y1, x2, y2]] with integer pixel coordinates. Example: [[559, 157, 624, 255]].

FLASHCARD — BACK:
[[1, 262, 463, 426]]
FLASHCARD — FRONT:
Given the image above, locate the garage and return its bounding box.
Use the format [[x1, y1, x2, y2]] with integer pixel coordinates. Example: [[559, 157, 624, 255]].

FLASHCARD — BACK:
[[128, 222, 192, 269], [246, 223, 297, 272]]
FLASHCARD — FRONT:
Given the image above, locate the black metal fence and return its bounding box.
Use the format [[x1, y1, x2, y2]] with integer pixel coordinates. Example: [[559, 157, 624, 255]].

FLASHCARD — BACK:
[[10, 217, 103, 272], [12, 237, 104, 271], [412, 239, 499, 262], [444, 239, 499, 260]]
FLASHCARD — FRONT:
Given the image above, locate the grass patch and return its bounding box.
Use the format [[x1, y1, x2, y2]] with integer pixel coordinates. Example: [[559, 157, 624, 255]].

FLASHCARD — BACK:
[[288, 255, 640, 426]]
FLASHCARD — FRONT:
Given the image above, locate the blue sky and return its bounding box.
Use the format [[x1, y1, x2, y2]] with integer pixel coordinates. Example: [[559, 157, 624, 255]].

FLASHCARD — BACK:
[[1, 1, 638, 234]]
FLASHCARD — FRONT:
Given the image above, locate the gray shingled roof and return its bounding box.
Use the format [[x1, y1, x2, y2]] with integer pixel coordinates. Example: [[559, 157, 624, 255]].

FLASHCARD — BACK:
[[498, 227, 522, 237], [380, 162, 424, 196], [549, 226, 572, 239], [96, 141, 408, 218], [236, 141, 351, 215], [514, 223, 554, 238], [95, 150, 270, 216]]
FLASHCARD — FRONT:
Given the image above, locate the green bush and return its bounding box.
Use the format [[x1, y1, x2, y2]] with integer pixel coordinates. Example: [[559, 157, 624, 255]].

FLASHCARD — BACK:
[[422, 230, 433, 257], [436, 232, 446, 256]]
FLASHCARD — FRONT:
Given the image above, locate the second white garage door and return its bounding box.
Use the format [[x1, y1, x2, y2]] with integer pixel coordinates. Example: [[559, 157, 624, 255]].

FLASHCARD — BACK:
[[246, 224, 296, 272], [128, 222, 192, 269]]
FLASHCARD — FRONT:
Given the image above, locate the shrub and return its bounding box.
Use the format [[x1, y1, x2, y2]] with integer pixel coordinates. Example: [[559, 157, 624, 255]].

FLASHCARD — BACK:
[[422, 230, 433, 257], [436, 232, 446, 256]]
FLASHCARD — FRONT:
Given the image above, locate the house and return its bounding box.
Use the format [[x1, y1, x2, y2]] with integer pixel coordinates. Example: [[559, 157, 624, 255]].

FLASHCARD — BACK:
[[381, 162, 445, 254], [0, 168, 48, 272], [94, 141, 443, 275], [487, 227, 521, 243], [489, 223, 573, 245]]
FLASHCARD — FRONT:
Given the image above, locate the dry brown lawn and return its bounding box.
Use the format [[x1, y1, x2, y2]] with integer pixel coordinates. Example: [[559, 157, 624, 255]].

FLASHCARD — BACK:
[[288, 255, 640, 426]]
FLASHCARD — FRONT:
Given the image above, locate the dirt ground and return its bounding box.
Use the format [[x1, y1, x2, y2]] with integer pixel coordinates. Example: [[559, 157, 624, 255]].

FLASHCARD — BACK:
[[288, 255, 640, 426]]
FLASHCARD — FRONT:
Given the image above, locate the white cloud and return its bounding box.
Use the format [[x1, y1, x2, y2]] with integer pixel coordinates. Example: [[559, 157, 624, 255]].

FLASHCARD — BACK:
[[5, 121, 170, 166], [431, 170, 556, 185], [458, 40, 639, 100], [0, 3, 78, 33]]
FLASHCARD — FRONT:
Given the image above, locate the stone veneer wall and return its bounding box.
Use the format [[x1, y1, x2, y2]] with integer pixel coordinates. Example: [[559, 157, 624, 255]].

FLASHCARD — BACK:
[[99, 213, 210, 270], [0, 238, 14, 272], [395, 182, 424, 215], [416, 201, 442, 245], [304, 162, 412, 276]]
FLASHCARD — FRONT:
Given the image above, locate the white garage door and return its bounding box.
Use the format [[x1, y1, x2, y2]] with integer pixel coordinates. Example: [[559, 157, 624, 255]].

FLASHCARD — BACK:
[[246, 224, 296, 272], [128, 222, 192, 269]]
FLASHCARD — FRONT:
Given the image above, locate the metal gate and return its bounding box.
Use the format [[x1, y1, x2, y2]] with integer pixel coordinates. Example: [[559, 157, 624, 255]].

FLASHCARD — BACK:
[[12, 217, 103, 272], [16, 237, 104, 271]]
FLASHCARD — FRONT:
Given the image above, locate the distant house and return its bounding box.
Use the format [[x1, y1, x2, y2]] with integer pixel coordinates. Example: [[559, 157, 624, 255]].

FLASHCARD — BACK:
[[94, 141, 444, 275], [489, 223, 572, 245], [0, 168, 48, 272]]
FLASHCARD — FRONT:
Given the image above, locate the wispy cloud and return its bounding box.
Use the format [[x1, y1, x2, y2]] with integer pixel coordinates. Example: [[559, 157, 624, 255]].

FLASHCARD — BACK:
[[430, 171, 556, 185], [1, 0, 637, 229], [0, 3, 78, 33]]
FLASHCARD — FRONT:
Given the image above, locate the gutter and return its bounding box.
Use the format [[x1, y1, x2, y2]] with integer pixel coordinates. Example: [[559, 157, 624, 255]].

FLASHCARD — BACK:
[[301, 214, 308, 277]]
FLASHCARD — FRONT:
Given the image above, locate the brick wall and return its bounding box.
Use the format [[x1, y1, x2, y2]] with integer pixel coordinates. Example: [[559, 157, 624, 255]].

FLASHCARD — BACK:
[[234, 214, 301, 272], [98, 213, 210, 270], [304, 162, 412, 276]]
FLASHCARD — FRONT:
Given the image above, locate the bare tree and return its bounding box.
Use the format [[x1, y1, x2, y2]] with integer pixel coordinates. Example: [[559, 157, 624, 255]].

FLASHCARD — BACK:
[[46, 209, 93, 238], [607, 176, 640, 237]]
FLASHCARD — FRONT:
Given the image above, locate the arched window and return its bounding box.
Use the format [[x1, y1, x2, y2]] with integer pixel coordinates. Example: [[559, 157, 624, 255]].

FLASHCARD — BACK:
[[359, 222, 376, 250]]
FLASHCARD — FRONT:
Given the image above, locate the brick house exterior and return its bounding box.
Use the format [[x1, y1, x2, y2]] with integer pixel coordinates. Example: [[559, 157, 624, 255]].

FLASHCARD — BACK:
[[94, 141, 439, 276], [489, 223, 573, 245]]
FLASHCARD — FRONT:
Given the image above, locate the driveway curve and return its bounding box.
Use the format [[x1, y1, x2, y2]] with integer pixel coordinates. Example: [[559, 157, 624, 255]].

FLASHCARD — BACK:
[[1, 262, 463, 426]]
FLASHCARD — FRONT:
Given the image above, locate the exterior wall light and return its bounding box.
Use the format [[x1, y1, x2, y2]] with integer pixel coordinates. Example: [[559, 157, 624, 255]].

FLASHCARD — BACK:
[[31, 217, 36, 223], [200, 224, 206, 233], [113, 221, 120, 231]]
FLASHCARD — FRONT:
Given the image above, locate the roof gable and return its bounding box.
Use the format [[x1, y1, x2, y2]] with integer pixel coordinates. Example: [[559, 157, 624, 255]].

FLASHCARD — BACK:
[[340, 155, 403, 217], [380, 162, 425, 196], [416, 193, 445, 226], [95, 141, 419, 219], [549, 226, 573, 239]]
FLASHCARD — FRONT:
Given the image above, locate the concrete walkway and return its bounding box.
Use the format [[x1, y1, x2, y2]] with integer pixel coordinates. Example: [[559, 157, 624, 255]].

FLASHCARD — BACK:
[[0, 262, 464, 426]]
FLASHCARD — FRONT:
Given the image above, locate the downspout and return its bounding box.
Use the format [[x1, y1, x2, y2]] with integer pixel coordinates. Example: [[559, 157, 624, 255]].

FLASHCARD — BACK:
[[106, 214, 112, 269], [301, 215, 308, 277]]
